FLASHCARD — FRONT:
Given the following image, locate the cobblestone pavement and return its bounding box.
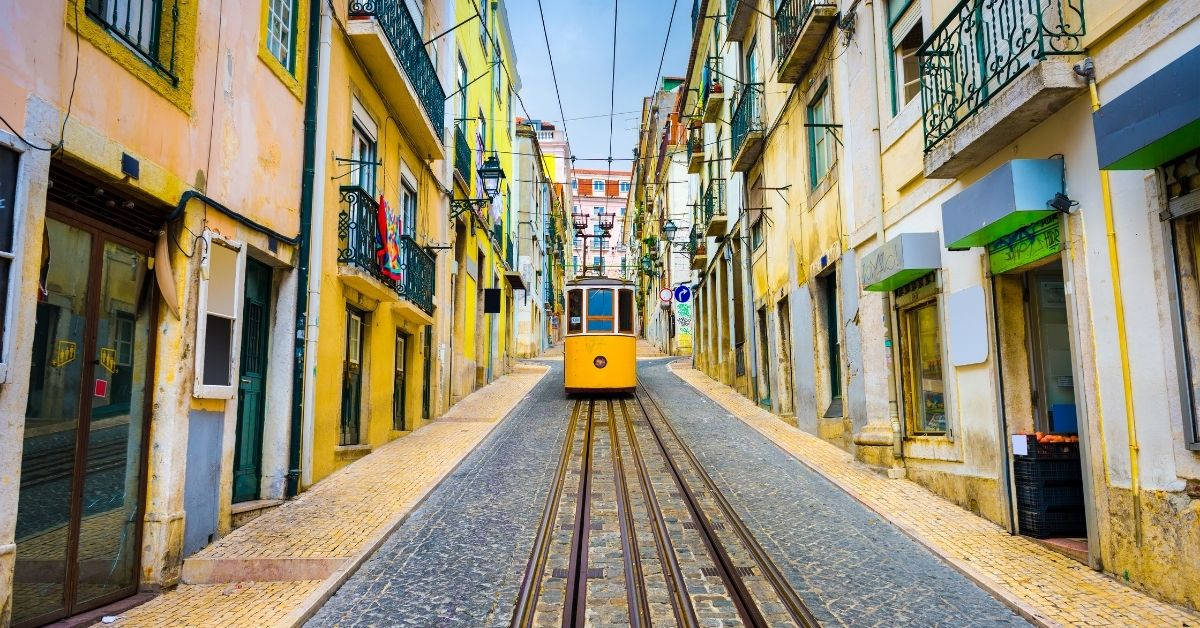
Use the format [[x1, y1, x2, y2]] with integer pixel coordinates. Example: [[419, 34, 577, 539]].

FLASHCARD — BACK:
[[667, 359, 1200, 627], [108, 364, 549, 628]]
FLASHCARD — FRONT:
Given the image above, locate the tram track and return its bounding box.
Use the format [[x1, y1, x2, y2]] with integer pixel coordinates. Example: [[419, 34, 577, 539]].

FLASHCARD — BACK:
[[513, 390, 819, 628]]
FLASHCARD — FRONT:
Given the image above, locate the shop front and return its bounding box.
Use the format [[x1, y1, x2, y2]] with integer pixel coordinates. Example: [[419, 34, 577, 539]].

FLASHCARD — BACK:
[[12, 163, 165, 626]]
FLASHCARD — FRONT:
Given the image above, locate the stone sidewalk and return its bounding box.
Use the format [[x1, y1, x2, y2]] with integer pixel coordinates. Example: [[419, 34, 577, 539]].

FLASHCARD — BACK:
[[668, 360, 1199, 627], [107, 363, 550, 628]]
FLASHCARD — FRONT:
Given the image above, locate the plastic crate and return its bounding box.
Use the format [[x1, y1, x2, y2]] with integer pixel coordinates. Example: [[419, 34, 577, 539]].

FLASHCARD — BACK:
[[1012, 435, 1080, 460], [1014, 457, 1082, 485], [1018, 506, 1086, 539], [1016, 482, 1084, 511]]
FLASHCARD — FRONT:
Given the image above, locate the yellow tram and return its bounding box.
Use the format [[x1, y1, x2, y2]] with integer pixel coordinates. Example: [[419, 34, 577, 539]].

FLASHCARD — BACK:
[[564, 277, 637, 394]]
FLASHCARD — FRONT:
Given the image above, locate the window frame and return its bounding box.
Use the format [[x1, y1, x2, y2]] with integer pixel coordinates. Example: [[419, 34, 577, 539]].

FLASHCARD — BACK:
[[1163, 157, 1200, 450], [895, 274, 948, 436], [567, 288, 583, 334], [806, 82, 834, 189], [886, 0, 923, 115], [193, 230, 248, 399], [265, 0, 298, 72], [351, 100, 379, 196], [592, 179, 605, 195], [0, 138, 27, 384], [586, 287, 616, 333]]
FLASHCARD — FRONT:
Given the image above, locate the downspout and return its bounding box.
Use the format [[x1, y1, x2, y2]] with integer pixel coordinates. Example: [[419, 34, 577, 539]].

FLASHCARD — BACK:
[[288, 0, 332, 495], [1077, 58, 1142, 544]]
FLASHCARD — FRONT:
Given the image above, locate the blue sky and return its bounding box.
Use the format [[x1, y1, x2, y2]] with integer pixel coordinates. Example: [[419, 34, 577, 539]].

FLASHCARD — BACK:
[[505, 0, 691, 172]]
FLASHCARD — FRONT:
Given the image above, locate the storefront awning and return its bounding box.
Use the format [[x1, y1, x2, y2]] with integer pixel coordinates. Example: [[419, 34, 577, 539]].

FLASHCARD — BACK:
[[1094, 45, 1200, 170], [941, 159, 1062, 250], [860, 232, 942, 292]]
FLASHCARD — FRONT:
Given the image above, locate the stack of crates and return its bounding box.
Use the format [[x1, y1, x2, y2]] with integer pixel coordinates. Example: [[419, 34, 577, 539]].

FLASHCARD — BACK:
[[1013, 436, 1086, 538]]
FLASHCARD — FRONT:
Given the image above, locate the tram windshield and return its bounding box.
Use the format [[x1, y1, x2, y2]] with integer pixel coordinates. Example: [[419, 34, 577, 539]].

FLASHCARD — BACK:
[[618, 289, 634, 333], [567, 289, 583, 334], [587, 288, 614, 332]]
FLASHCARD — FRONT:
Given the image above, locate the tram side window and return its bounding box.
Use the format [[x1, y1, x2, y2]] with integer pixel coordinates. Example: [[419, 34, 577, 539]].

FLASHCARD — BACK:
[[567, 289, 583, 334], [587, 289, 615, 332], [618, 289, 634, 334]]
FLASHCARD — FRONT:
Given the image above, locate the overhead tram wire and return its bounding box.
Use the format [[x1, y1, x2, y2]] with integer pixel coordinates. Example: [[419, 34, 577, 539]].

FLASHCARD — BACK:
[[536, 0, 576, 166], [606, 0, 620, 180]]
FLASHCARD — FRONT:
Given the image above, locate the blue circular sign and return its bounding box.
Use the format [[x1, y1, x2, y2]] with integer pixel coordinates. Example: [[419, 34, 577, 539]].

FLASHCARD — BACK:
[[673, 285, 692, 303]]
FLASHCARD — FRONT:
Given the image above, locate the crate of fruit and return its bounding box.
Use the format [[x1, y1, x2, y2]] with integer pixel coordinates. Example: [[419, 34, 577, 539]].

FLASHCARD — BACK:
[[1012, 433, 1080, 460]]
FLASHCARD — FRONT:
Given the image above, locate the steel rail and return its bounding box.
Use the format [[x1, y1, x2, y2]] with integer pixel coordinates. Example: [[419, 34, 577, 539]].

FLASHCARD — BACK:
[[639, 388, 821, 628], [563, 400, 596, 628], [632, 390, 762, 626], [511, 400, 584, 627], [607, 399, 650, 627]]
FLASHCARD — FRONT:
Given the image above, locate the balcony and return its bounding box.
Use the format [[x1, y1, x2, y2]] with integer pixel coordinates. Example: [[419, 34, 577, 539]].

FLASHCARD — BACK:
[[775, 0, 837, 84], [687, 127, 704, 173], [338, 186, 436, 316], [689, 228, 708, 270], [703, 179, 727, 237], [347, 0, 446, 160], [702, 58, 725, 123], [726, 0, 754, 42], [454, 127, 471, 188], [919, 0, 1086, 178], [731, 86, 765, 172]]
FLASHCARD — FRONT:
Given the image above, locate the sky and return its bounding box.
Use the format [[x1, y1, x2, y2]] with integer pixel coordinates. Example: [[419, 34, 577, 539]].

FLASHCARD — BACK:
[[504, 0, 692, 174]]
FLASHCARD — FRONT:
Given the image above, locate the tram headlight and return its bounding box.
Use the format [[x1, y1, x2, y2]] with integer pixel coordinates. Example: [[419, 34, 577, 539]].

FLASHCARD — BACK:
[[593, 355, 607, 369]]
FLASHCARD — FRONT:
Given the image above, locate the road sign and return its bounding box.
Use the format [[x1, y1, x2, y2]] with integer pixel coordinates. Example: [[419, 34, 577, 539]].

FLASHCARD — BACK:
[[659, 288, 673, 302], [674, 285, 691, 303]]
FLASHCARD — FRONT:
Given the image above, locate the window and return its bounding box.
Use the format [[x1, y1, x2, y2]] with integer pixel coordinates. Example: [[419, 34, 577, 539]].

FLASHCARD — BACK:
[[750, 212, 764, 250], [593, 179, 605, 194], [896, 275, 946, 434], [265, 0, 297, 71], [393, 331, 408, 431], [618, 289, 634, 333], [619, 181, 630, 194], [479, 0, 489, 52], [1164, 149, 1200, 449], [0, 145, 19, 380], [887, 0, 923, 112], [400, 180, 417, 236], [587, 288, 614, 332], [85, 0, 167, 70], [567, 289, 583, 333], [807, 83, 834, 188], [493, 66, 502, 99], [572, 178, 579, 191], [456, 57, 468, 128], [352, 102, 378, 195], [194, 232, 247, 398], [341, 307, 365, 445]]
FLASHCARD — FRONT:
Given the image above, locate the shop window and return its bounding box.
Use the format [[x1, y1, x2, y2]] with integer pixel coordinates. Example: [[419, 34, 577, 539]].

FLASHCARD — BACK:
[[1164, 150, 1200, 448], [0, 145, 18, 381], [887, 0, 923, 113], [896, 274, 946, 435], [587, 288, 615, 332], [567, 289, 583, 334], [618, 288, 634, 333], [194, 233, 247, 398]]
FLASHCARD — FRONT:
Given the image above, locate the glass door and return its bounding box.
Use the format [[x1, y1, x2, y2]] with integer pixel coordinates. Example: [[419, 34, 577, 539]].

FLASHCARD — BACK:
[[14, 213, 154, 626]]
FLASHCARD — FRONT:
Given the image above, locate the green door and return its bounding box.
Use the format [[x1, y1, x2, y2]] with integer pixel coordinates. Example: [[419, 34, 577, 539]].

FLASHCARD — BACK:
[[233, 259, 271, 503]]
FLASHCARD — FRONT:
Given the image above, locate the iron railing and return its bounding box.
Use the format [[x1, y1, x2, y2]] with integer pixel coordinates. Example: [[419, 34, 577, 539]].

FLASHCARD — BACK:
[[349, 0, 446, 139], [85, 0, 179, 84], [687, 127, 703, 162], [774, 0, 834, 63], [703, 178, 726, 224], [702, 56, 724, 105], [731, 85, 764, 159], [338, 186, 436, 313], [454, 127, 471, 181], [918, 0, 1086, 152]]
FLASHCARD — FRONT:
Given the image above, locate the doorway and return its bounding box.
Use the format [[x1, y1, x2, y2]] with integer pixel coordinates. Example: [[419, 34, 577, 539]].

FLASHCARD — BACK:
[[233, 258, 272, 503], [757, 306, 772, 408], [393, 330, 409, 431], [13, 210, 156, 627]]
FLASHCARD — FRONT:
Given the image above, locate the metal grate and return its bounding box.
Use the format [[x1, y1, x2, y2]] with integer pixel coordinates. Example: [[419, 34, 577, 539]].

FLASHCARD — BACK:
[[85, 0, 179, 84], [731, 85, 764, 161]]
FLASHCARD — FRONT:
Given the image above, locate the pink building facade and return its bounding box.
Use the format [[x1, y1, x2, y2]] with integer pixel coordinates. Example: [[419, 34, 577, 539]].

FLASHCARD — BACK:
[[570, 168, 632, 278]]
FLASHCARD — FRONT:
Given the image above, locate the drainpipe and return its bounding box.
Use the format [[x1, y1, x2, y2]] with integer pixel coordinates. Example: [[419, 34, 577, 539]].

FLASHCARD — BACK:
[[288, 0, 332, 496], [1076, 58, 1142, 544]]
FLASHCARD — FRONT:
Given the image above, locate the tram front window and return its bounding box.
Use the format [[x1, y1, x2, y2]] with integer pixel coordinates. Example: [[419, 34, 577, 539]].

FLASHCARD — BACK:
[[587, 289, 615, 332], [618, 289, 634, 333], [567, 289, 583, 334]]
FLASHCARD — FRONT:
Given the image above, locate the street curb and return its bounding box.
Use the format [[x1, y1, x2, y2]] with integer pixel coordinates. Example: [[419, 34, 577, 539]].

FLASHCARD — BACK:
[[663, 360, 1055, 628], [277, 363, 551, 628]]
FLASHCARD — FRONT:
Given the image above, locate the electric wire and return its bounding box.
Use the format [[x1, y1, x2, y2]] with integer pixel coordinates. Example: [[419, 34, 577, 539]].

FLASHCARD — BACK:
[[535, 0, 576, 164], [606, 0, 620, 177]]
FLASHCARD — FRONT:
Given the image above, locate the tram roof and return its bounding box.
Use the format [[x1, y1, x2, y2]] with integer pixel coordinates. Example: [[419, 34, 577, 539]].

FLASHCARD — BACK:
[[565, 276, 634, 287]]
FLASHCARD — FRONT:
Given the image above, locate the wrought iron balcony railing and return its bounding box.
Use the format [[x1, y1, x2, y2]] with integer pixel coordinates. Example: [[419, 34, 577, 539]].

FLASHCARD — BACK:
[[349, 0, 446, 139], [687, 128, 703, 160], [702, 57, 723, 103], [918, 0, 1085, 152], [454, 127, 471, 181], [338, 186, 436, 313], [703, 178, 726, 223], [774, 0, 833, 64], [731, 85, 764, 159], [85, 0, 179, 84]]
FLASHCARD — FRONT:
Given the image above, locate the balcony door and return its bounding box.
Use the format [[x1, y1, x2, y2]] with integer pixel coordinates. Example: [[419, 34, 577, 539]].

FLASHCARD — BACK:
[[14, 209, 155, 627]]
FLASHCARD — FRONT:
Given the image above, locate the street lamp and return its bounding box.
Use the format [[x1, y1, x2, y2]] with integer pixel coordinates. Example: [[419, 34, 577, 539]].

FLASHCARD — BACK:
[[478, 153, 506, 200], [662, 219, 678, 243]]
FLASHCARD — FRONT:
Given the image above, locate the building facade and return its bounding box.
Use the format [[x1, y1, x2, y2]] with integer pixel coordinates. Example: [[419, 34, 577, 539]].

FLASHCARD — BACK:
[[642, 0, 1200, 611], [570, 168, 632, 278]]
